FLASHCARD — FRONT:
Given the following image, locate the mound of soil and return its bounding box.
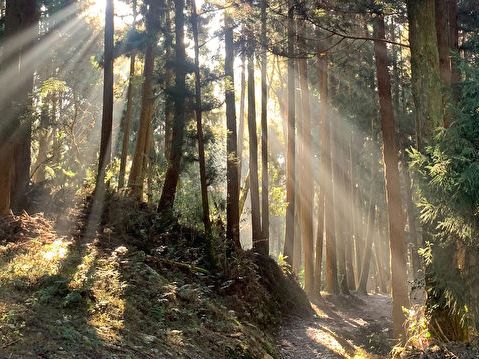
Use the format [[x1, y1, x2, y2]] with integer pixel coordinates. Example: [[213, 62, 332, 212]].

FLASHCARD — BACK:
[[0, 196, 312, 359]]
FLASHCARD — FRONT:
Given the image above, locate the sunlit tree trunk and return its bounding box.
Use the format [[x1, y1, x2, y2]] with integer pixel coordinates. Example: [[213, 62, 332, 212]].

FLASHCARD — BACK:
[[332, 112, 349, 295], [293, 61, 302, 274], [129, 0, 159, 199], [259, 0, 269, 255], [158, 0, 187, 211], [314, 191, 324, 297], [318, 54, 339, 294], [191, 0, 211, 235], [225, 11, 241, 250], [247, 37, 262, 248], [406, 0, 443, 145], [96, 0, 114, 190], [373, 15, 409, 338], [357, 186, 377, 294], [314, 53, 326, 297], [283, 0, 295, 265], [238, 53, 246, 186], [345, 130, 356, 291], [298, 26, 313, 295], [118, 0, 137, 190]]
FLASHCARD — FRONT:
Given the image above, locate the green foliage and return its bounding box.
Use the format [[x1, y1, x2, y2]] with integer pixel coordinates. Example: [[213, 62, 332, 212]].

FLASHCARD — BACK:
[[409, 57, 479, 339]]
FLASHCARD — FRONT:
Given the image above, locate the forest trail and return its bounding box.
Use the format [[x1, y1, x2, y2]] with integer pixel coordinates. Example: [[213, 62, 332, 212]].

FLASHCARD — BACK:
[[278, 294, 392, 359]]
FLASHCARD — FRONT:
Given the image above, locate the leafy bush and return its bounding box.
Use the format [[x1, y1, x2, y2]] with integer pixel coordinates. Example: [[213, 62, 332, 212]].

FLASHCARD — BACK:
[[409, 57, 479, 341]]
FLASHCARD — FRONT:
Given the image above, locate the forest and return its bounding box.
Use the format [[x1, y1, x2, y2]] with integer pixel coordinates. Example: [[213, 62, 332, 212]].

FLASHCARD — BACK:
[[0, 0, 478, 357]]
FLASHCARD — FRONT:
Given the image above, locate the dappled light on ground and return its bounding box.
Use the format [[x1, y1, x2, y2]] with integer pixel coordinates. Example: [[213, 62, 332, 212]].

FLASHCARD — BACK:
[[279, 295, 393, 359]]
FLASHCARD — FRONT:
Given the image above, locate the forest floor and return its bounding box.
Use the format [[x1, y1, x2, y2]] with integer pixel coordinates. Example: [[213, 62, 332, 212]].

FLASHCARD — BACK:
[[278, 294, 393, 359], [0, 192, 310, 359]]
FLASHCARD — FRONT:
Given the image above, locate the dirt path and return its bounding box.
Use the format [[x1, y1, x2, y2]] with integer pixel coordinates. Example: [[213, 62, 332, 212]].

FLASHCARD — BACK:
[[278, 294, 393, 359]]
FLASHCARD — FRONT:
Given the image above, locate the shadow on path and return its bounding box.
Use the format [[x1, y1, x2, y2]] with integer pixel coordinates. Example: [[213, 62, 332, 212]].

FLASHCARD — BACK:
[[277, 294, 393, 359]]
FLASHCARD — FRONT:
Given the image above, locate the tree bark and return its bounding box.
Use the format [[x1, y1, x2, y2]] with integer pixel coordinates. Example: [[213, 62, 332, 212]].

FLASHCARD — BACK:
[[158, 0, 187, 211], [191, 0, 211, 235], [407, 0, 443, 146], [225, 11, 241, 250], [435, 0, 452, 127], [357, 186, 377, 294], [96, 0, 114, 190], [129, 0, 159, 199], [3, 0, 37, 212], [332, 112, 349, 295], [259, 0, 269, 255], [118, 0, 137, 189], [298, 24, 314, 295], [163, 0, 174, 160], [373, 15, 410, 338], [317, 54, 339, 294], [247, 37, 262, 249], [238, 53, 246, 186], [283, 0, 295, 266]]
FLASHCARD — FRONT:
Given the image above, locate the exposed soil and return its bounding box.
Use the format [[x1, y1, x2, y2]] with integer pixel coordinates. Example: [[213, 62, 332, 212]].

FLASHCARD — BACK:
[[278, 294, 394, 359]]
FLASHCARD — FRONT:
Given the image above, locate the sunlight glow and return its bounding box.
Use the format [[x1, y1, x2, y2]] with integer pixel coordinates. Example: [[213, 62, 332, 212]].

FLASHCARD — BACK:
[[88, 0, 134, 28]]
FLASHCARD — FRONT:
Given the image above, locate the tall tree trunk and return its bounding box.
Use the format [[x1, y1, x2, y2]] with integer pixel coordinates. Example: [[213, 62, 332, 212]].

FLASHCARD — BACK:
[[3, 0, 37, 212], [163, 0, 174, 160], [373, 15, 410, 338], [314, 53, 326, 297], [259, 0, 269, 255], [118, 0, 137, 189], [406, 0, 443, 146], [318, 54, 339, 294], [403, 163, 420, 275], [293, 60, 302, 274], [448, 0, 460, 102], [332, 112, 349, 295], [357, 187, 377, 294], [191, 0, 211, 234], [96, 0, 114, 190], [345, 130, 356, 290], [225, 11, 241, 250], [435, 0, 452, 127], [129, 0, 159, 199], [298, 27, 313, 295], [314, 191, 324, 297], [283, 0, 295, 266], [247, 38, 262, 248], [158, 0, 187, 211], [238, 52, 246, 186]]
